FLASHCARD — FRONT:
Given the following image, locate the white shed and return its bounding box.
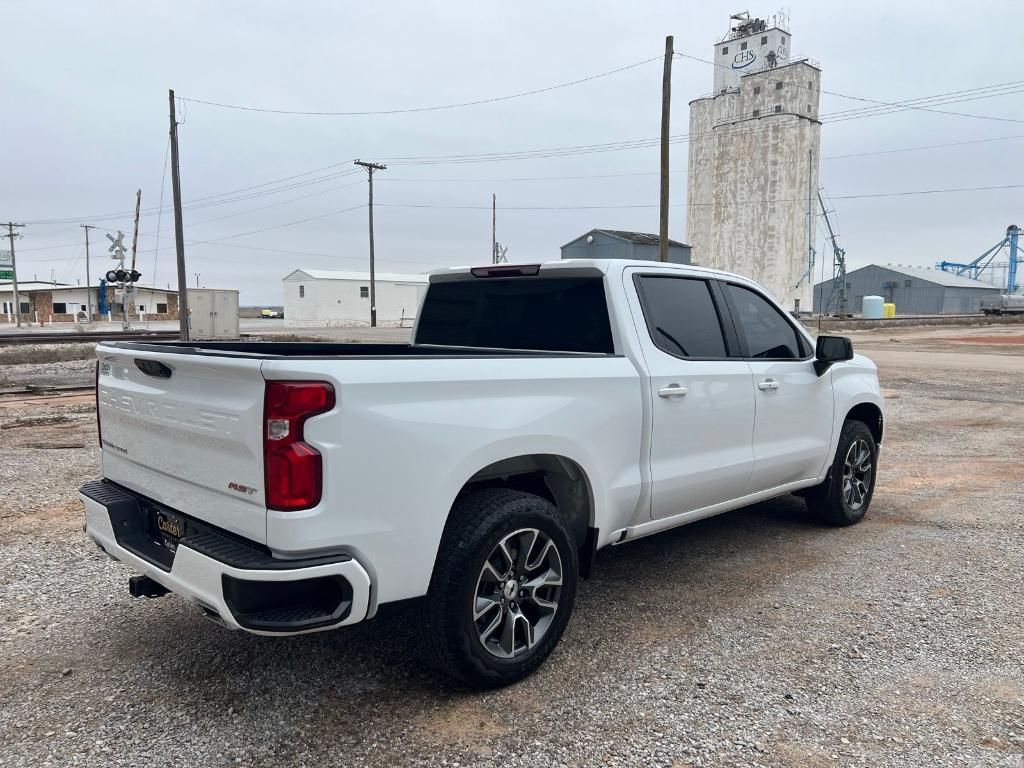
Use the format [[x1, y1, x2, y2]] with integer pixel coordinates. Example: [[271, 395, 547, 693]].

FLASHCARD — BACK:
[[282, 269, 428, 327]]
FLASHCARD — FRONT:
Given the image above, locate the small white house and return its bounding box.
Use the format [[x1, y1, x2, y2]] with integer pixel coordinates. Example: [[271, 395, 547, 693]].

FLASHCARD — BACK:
[[282, 269, 429, 327]]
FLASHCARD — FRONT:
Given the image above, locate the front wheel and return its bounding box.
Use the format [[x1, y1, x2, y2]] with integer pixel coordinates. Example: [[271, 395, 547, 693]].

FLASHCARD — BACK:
[[805, 420, 878, 525], [422, 488, 578, 688]]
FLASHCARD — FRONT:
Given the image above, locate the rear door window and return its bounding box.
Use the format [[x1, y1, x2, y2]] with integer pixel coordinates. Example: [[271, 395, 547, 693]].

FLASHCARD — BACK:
[[635, 276, 728, 358], [415, 276, 613, 353], [725, 283, 806, 359]]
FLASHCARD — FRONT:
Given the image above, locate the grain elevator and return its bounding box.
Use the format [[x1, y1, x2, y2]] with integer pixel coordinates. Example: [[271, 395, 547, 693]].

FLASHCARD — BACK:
[[686, 11, 822, 311]]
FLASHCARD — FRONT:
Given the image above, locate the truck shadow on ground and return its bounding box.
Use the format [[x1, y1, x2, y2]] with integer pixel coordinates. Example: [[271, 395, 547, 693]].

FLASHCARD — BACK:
[[100, 492, 850, 712]]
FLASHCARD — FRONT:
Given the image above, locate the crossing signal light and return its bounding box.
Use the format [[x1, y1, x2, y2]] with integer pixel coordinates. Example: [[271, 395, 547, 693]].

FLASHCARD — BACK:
[[103, 268, 142, 283]]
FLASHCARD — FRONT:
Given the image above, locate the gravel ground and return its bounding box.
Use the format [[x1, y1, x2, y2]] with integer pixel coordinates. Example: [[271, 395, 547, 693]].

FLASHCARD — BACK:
[[0, 344, 96, 388], [0, 329, 1022, 767]]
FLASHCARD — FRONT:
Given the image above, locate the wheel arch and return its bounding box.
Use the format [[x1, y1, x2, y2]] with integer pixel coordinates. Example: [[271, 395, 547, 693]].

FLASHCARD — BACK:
[[453, 453, 598, 578], [845, 401, 884, 445]]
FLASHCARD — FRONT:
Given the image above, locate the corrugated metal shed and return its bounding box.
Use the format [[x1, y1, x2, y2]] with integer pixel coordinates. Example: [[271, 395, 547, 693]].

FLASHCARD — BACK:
[[871, 264, 1000, 289], [813, 263, 1002, 314], [589, 230, 690, 248], [560, 229, 691, 265]]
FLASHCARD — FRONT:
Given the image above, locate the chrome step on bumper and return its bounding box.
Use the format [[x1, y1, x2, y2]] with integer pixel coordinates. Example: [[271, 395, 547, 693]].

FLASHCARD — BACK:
[[79, 480, 371, 635]]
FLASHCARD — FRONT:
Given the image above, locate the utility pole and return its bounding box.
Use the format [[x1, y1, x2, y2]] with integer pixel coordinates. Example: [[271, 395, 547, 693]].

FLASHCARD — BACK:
[[81, 224, 98, 321], [124, 190, 142, 327], [659, 35, 674, 262], [169, 89, 190, 341], [3, 223, 25, 328], [354, 159, 386, 327], [492, 193, 497, 264]]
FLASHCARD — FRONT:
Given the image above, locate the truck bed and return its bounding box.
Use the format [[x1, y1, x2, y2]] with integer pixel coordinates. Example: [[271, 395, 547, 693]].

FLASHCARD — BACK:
[[101, 341, 615, 359]]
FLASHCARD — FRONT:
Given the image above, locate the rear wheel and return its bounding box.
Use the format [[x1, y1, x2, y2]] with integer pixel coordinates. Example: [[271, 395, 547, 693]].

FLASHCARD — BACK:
[[422, 488, 578, 687], [805, 420, 877, 526]]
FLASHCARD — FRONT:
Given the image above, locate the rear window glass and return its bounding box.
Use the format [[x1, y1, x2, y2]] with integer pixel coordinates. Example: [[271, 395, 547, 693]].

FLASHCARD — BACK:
[[416, 277, 613, 353]]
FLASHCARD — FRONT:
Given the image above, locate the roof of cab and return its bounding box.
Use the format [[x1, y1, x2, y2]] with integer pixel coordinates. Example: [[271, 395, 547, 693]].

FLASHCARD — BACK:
[[427, 259, 752, 284]]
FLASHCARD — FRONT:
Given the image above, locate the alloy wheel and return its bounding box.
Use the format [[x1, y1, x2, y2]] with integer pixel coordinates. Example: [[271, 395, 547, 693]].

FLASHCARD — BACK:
[[473, 528, 563, 659], [842, 438, 873, 511]]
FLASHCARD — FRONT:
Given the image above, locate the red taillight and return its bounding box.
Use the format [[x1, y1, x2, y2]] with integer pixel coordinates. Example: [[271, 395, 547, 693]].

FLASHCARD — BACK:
[[263, 381, 335, 511]]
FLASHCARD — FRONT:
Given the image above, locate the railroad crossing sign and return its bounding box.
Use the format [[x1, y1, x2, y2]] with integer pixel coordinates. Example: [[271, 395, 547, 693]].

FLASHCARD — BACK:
[[106, 231, 127, 263]]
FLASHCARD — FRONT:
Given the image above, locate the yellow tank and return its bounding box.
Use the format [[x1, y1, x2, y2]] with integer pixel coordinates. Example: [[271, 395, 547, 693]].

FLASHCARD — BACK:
[[883, 303, 896, 318]]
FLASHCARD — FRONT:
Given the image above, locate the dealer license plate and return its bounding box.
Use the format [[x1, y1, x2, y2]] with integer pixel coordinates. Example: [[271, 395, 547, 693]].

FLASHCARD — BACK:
[[154, 510, 186, 552]]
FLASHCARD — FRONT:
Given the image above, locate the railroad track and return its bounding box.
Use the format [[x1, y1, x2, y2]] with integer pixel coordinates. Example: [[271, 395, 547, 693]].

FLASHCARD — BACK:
[[0, 383, 96, 408], [0, 330, 181, 346]]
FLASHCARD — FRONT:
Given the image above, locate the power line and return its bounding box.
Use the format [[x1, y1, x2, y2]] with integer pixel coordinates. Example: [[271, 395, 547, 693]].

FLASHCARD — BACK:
[[378, 131, 1024, 177], [822, 134, 1024, 160], [19, 181, 1021, 271], [21, 79, 1024, 228], [378, 81, 1024, 166], [136, 203, 367, 248], [824, 85, 1024, 125], [179, 56, 662, 116], [14, 123, 1015, 251], [15, 128, 1020, 261], [380, 170, 685, 183], [373, 183, 1024, 211], [710, 82, 1024, 129], [185, 179, 365, 227], [150, 137, 171, 290], [675, 51, 1024, 124], [19, 179, 1023, 266], [22, 166, 363, 226]]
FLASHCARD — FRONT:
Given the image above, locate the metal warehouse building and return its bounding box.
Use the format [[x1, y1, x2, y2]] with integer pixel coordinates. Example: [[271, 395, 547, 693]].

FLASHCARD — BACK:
[[560, 229, 691, 264], [282, 269, 428, 327], [813, 264, 1002, 315]]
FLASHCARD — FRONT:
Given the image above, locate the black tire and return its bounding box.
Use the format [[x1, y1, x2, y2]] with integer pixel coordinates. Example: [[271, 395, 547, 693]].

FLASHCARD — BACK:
[[805, 420, 878, 526], [422, 488, 578, 688]]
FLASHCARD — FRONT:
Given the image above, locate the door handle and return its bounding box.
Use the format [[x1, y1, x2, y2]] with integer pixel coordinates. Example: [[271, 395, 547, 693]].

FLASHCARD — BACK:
[[757, 379, 779, 391], [658, 384, 688, 398]]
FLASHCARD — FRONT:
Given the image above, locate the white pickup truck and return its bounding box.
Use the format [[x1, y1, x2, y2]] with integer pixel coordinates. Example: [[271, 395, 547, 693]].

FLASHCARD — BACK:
[[81, 259, 883, 687]]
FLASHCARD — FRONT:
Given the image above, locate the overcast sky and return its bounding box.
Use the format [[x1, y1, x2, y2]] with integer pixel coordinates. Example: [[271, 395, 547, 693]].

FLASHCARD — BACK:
[[2, 0, 1021, 304]]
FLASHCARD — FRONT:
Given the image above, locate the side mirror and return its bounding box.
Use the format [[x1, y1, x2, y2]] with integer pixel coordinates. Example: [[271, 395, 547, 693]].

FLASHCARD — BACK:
[[814, 335, 854, 376]]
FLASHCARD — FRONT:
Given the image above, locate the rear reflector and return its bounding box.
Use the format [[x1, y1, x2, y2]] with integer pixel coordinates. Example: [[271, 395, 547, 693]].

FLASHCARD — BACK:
[[95, 360, 102, 448], [470, 264, 541, 278], [264, 381, 335, 511]]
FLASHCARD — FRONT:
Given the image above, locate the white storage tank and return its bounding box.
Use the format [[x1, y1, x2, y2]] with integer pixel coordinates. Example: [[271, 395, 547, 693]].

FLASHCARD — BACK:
[[188, 288, 240, 339], [862, 295, 885, 319]]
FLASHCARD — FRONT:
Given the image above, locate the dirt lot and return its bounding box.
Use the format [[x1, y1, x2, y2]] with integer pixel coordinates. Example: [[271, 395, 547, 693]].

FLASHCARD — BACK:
[[0, 325, 1022, 767]]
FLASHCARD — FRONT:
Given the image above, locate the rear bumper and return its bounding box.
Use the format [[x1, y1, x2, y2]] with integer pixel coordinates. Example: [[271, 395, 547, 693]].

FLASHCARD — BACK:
[[79, 480, 371, 635]]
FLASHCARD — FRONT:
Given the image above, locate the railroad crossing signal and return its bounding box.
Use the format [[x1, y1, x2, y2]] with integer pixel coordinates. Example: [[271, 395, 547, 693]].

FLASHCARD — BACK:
[[105, 268, 141, 284], [106, 231, 127, 263]]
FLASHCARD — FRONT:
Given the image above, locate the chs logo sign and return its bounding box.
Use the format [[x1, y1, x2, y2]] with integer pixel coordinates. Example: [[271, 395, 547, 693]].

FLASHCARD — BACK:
[[731, 50, 757, 69]]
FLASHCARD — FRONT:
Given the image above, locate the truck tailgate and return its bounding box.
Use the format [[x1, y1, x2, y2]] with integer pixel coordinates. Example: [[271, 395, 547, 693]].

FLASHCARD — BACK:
[[96, 345, 268, 544]]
